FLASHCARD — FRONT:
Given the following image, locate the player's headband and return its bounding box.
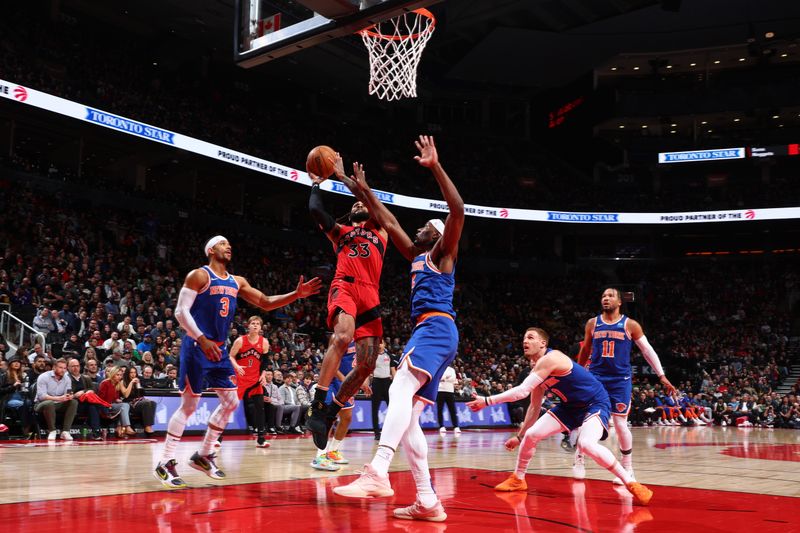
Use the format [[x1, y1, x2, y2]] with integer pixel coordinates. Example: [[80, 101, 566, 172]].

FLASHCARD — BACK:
[[204, 235, 228, 255], [428, 219, 445, 237]]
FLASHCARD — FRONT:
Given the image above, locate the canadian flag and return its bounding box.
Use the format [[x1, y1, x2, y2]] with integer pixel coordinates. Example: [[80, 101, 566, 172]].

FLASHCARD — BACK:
[[257, 13, 281, 37]]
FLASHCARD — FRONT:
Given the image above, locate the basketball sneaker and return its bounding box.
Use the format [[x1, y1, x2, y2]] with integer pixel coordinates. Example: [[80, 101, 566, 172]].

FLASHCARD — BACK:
[[189, 451, 226, 480], [393, 498, 447, 522], [453, 427, 461, 435], [626, 481, 653, 506], [256, 435, 271, 448], [332, 464, 394, 497], [572, 453, 586, 479], [154, 459, 188, 489], [327, 450, 349, 464], [494, 474, 527, 492], [612, 467, 635, 485], [307, 402, 331, 450], [439, 427, 446, 435], [310, 454, 340, 471]]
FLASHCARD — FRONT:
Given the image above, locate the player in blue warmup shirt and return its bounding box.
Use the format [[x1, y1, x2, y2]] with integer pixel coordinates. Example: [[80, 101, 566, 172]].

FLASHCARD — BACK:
[[574, 288, 676, 484], [154, 235, 321, 489], [467, 327, 653, 506], [333, 136, 463, 523]]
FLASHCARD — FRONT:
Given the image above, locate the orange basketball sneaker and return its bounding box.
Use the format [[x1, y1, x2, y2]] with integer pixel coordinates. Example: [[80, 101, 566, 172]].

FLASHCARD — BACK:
[[626, 481, 653, 506], [494, 474, 528, 492]]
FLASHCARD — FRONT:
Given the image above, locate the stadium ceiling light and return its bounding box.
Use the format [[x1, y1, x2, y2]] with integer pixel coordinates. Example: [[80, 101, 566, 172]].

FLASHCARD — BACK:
[[708, 129, 713, 133], [619, 125, 625, 129], [642, 125, 648, 128], [611, 67, 618, 71], [713, 60, 721, 64], [781, 53, 788, 57], [739, 58, 746, 62], [766, 31, 775, 39], [670, 130, 677, 134], [666, 65, 673, 69], [701, 120, 708, 124], [670, 123, 677, 127], [772, 115, 780, 119], [734, 118, 740, 122], [689, 62, 697, 66], [633, 66, 640, 70]]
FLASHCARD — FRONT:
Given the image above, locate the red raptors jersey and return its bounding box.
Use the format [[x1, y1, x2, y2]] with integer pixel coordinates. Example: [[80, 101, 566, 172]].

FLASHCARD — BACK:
[[333, 223, 387, 285], [235, 334, 266, 382]]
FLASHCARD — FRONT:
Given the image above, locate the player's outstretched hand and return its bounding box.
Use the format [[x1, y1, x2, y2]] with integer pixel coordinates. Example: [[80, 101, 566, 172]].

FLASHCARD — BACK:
[[198, 336, 222, 362], [466, 395, 487, 412], [413, 135, 438, 168], [341, 162, 369, 196], [330, 152, 346, 180], [504, 436, 521, 451], [295, 275, 322, 298], [660, 375, 677, 395]]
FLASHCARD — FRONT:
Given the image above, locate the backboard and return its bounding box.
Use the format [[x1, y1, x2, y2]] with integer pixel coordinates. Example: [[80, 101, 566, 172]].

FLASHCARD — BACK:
[[234, 0, 439, 68]]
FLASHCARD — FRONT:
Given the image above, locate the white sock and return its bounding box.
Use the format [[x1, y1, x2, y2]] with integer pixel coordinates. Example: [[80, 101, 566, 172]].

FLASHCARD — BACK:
[[199, 426, 223, 456], [161, 395, 199, 463], [371, 445, 395, 476], [330, 438, 343, 452], [417, 482, 437, 508], [317, 448, 327, 457], [620, 451, 633, 470]]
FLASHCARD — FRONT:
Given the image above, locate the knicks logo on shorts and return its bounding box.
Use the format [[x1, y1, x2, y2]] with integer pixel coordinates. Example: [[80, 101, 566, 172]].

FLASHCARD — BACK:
[[616, 402, 628, 412]]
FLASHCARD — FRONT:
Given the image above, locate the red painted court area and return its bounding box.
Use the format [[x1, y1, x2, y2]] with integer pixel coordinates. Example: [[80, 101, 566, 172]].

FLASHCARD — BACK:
[[3, 468, 797, 532]]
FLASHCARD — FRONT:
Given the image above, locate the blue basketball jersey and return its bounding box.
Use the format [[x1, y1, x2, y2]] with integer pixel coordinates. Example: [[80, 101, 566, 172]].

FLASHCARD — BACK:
[[409, 252, 456, 322], [543, 360, 608, 409], [588, 314, 633, 377], [191, 265, 239, 343]]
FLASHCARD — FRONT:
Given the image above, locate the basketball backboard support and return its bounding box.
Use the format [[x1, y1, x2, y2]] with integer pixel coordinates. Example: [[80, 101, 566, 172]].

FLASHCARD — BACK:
[[234, 0, 439, 68]]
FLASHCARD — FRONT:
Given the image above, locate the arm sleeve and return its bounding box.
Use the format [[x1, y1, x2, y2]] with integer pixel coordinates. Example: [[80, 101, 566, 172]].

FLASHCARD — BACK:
[[174, 287, 203, 340], [634, 335, 665, 377], [487, 371, 544, 405], [309, 184, 336, 233]]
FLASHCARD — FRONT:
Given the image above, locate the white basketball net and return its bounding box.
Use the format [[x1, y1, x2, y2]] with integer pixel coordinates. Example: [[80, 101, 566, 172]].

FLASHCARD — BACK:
[[359, 9, 435, 101]]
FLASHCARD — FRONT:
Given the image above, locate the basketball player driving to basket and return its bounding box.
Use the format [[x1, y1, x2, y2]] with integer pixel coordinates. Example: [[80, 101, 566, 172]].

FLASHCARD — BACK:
[[307, 158, 388, 451]]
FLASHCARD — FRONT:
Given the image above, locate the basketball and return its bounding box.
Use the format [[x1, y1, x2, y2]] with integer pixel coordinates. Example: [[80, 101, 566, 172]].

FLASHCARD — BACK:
[[306, 145, 337, 178]]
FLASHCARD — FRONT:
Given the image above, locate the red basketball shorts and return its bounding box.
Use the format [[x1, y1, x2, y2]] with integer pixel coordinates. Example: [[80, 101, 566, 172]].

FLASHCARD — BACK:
[[326, 278, 382, 340]]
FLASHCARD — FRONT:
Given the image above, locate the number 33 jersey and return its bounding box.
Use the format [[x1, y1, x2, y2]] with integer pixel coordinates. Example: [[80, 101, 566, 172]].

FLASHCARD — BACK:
[[332, 223, 387, 286], [191, 265, 239, 343]]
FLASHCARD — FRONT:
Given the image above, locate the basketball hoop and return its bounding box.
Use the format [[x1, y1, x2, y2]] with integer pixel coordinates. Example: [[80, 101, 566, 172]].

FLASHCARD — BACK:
[[358, 9, 436, 101]]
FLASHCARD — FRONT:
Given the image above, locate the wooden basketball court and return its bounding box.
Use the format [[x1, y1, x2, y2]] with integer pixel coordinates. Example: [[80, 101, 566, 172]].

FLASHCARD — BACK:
[[2, 426, 799, 532]]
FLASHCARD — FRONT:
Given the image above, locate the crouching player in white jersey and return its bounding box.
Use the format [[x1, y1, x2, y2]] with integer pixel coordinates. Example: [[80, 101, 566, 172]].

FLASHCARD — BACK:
[[153, 236, 321, 489], [467, 327, 654, 506], [573, 288, 676, 483]]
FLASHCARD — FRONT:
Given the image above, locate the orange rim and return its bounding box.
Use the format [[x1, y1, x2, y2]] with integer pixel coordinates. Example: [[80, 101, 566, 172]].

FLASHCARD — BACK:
[[359, 8, 436, 41]]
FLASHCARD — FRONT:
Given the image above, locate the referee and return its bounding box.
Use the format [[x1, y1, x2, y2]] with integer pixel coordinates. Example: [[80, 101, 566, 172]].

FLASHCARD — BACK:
[[371, 340, 397, 440]]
